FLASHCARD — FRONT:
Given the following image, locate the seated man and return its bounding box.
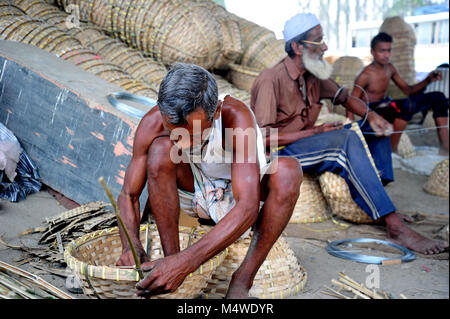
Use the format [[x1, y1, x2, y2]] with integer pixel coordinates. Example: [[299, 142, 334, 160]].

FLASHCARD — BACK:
[[116, 63, 302, 299], [251, 12, 448, 255], [348, 32, 449, 155]]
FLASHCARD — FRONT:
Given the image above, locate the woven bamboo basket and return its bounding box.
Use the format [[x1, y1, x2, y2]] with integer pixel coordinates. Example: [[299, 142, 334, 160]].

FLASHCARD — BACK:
[[396, 132, 416, 158], [423, 159, 449, 198], [318, 171, 374, 224], [59, 0, 226, 70], [64, 224, 228, 299], [227, 63, 259, 93], [380, 16, 416, 100], [213, 74, 251, 106], [202, 232, 307, 299], [290, 174, 330, 224], [331, 56, 364, 88]]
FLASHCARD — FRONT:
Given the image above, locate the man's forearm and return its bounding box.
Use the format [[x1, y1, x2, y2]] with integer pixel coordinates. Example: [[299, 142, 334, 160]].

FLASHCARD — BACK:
[[264, 128, 318, 147], [117, 192, 142, 250]]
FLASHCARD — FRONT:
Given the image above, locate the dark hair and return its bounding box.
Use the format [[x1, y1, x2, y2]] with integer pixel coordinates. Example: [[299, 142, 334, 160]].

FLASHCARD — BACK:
[[370, 32, 393, 50], [284, 27, 314, 58], [157, 63, 218, 125]]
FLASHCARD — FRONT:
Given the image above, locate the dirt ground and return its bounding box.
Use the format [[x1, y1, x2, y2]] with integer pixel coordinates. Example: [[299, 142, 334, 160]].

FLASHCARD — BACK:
[[0, 129, 448, 300]]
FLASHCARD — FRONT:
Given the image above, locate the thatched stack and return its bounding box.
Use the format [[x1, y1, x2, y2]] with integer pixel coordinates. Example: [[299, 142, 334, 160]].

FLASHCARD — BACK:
[[0, 4, 158, 99], [55, 0, 240, 70], [12, 0, 168, 92], [328, 56, 364, 116], [379, 16, 416, 99]]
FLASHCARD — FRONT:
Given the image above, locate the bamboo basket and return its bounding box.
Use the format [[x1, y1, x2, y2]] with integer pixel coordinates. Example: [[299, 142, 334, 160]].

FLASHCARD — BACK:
[[214, 74, 251, 106], [396, 132, 416, 158], [318, 171, 374, 224], [64, 224, 228, 299], [227, 63, 259, 93], [331, 56, 364, 88], [423, 159, 449, 198], [290, 174, 330, 224], [203, 232, 307, 299], [58, 0, 227, 70]]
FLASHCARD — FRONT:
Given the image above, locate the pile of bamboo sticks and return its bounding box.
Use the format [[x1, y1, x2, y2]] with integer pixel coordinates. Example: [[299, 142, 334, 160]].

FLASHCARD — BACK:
[[0, 201, 117, 264], [321, 272, 404, 299], [0, 260, 73, 299]]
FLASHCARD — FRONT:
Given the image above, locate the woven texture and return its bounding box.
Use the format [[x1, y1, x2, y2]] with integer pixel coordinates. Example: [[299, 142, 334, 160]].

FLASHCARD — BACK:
[[396, 132, 416, 159], [227, 63, 259, 93], [318, 171, 374, 224], [203, 232, 307, 299], [64, 224, 227, 299], [290, 174, 330, 224], [56, 0, 238, 70], [214, 74, 251, 106], [423, 159, 449, 198], [379, 16, 416, 99], [0, 6, 158, 99]]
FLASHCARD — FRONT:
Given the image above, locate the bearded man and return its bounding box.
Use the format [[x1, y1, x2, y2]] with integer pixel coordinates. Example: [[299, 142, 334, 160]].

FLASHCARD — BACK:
[[250, 13, 448, 255]]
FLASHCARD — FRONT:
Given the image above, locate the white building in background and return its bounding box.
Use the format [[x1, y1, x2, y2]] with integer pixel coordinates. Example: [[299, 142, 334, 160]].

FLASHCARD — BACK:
[[348, 11, 449, 74], [224, 1, 448, 76]]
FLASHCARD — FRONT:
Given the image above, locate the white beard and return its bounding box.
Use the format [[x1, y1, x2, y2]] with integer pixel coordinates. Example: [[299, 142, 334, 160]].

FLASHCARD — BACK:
[[302, 50, 333, 80]]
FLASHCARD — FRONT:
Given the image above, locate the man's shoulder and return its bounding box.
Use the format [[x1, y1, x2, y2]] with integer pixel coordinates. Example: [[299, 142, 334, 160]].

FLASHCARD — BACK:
[[222, 96, 256, 127]]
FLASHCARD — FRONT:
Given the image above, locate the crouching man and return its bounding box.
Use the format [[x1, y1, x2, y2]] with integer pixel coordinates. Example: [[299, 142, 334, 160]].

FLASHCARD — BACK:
[[116, 63, 302, 299]]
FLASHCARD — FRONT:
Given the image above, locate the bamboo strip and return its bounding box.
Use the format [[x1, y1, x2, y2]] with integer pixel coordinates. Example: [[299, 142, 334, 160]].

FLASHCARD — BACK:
[[331, 279, 370, 299]]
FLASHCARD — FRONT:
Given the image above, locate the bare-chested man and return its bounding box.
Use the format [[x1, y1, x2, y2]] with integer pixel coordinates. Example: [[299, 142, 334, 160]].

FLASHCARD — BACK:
[[115, 63, 302, 299], [349, 32, 449, 155]]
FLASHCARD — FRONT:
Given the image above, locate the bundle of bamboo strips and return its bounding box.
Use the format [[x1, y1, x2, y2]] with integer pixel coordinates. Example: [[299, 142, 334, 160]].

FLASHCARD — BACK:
[[321, 272, 398, 299], [0, 260, 73, 299], [0, 201, 117, 264]]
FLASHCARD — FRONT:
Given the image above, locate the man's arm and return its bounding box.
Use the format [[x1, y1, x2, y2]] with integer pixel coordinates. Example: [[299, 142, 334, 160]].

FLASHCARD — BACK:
[[135, 103, 263, 296], [391, 63, 442, 96], [116, 110, 164, 266], [348, 71, 370, 121]]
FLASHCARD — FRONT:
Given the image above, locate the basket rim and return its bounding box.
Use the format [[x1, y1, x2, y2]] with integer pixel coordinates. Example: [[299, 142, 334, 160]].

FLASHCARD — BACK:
[[64, 224, 228, 282]]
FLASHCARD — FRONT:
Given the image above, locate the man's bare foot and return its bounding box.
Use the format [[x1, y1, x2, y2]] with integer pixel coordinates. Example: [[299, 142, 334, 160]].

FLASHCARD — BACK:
[[384, 212, 448, 255]]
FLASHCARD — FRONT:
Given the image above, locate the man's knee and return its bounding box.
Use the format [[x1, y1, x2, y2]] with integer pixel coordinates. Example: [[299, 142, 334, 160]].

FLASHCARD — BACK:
[[270, 157, 302, 202]]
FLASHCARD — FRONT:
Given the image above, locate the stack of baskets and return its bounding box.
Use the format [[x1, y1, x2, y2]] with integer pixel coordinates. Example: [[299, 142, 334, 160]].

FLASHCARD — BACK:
[[213, 74, 251, 106], [423, 158, 449, 198], [289, 174, 330, 224], [379, 16, 416, 100], [56, 0, 237, 70], [203, 232, 307, 299], [0, 2, 158, 99], [328, 56, 364, 116], [227, 63, 260, 93], [235, 14, 286, 71], [64, 224, 228, 299]]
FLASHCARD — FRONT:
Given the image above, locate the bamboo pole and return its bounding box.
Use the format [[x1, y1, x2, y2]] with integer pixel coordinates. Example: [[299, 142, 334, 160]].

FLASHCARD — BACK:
[[338, 272, 384, 299]]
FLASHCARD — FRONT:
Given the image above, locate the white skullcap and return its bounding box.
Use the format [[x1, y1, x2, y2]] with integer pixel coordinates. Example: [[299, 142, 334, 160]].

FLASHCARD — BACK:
[[282, 13, 320, 41]]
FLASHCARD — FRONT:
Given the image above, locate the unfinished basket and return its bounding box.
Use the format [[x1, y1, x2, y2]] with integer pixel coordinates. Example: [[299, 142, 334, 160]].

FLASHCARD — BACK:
[[318, 171, 374, 224], [290, 174, 330, 224], [203, 232, 307, 299], [64, 224, 228, 299], [423, 159, 449, 198]]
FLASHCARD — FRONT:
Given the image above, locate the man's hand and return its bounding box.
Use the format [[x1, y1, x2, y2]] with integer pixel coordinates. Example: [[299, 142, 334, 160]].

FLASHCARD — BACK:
[[135, 253, 193, 298], [116, 244, 149, 267], [427, 70, 442, 83], [313, 121, 344, 135], [367, 111, 393, 137]]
